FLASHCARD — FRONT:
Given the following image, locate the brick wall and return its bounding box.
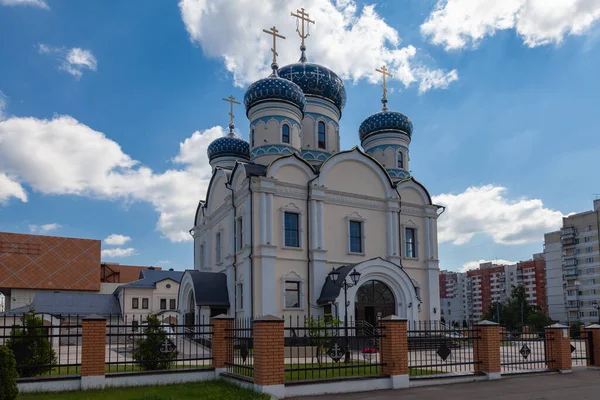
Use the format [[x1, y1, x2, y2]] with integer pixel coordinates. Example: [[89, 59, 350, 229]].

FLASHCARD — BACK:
[[380, 316, 408, 376], [212, 315, 233, 369], [81, 317, 107, 377], [253, 316, 284, 386], [545, 326, 572, 371], [474, 322, 501, 374]]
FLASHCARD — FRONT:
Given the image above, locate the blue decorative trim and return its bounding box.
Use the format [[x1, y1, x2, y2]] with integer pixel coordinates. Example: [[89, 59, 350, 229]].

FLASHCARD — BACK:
[[301, 149, 331, 162], [304, 112, 339, 127], [362, 133, 410, 148], [365, 144, 409, 155], [250, 116, 301, 130], [251, 145, 298, 159], [386, 168, 411, 179], [305, 97, 341, 118]]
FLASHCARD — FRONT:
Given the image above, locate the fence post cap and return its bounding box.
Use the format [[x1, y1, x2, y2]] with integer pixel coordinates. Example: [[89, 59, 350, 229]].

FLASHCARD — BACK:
[[545, 323, 569, 329], [381, 315, 407, 321], [584, 324, 600, 329], [211, 314, 234, 320], [82, 314, 107, 321], [253, 315, 284, 323], [475, 320, 499, 326]]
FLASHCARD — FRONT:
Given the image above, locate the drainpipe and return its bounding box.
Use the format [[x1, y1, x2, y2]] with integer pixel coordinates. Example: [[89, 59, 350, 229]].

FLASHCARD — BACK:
[[307, 173, 320, 318], [225, 182, 237, 317], [249, 177, 255, 317]]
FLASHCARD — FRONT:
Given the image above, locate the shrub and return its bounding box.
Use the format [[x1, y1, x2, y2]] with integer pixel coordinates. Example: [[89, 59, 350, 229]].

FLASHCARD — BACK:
[[0, 345, 19, 400], [5, 311, 57, 377], [131, 315, 178, 371]]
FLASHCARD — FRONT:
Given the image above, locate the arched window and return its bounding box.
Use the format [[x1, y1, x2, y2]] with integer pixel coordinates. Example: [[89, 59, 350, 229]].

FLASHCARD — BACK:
[[251, 129, 255, 147], [282, 124, 290, 143], [397, 151, 403, 169], [318, 121, 326, 149]]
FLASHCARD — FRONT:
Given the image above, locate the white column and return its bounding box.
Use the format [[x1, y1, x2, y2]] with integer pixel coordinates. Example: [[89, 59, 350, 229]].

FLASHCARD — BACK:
[[266, 193, 273, 245], [259, 192, 267, 244], [310, 200, 318, 250], [387, 211, 394, 258], [317, 200, 324, 249]]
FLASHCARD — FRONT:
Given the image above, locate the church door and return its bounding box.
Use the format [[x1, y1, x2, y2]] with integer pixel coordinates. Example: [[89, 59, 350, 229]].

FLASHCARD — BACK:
[[354, 280, 396, 326]]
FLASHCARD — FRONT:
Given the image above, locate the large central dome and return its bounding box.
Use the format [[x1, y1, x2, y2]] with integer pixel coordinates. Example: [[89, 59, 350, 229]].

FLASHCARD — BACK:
[[278, 62, 346, 114]]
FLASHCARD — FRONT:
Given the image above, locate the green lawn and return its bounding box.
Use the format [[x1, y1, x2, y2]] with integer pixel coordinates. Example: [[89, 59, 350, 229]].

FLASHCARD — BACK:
[[42, 363, 212, 377], [18, 380, 268, 400], [285, 362, 381, 381]]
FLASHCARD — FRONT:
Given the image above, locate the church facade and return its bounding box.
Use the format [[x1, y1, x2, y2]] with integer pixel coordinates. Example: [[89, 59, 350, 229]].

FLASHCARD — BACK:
[[178, 19, 442, 326]]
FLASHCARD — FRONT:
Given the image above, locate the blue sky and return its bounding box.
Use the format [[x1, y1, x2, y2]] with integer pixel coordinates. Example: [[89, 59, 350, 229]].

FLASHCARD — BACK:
[[1, 0, 599, 273]]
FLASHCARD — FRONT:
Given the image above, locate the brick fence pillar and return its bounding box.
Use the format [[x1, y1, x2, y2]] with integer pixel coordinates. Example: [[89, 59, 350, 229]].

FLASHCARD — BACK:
[[211, 314, 234, 376], [545, 323, 572, 373], [473, 320, 501, 380], [585, 324, 600, 368], [81, 315, 107, 390], [253, 315, 285, 398], [380, 315, 408, 389]]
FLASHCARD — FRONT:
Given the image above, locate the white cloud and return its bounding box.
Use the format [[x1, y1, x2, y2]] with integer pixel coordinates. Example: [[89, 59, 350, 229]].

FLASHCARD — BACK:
[[433, 185, 564, 245], [1, 0, 49, 9], [29, 223, 61, 234], [460, 259, 516, 273], [38, 45, 97, 79], [421, 0, 600, 51], [101, 247, 137, 258], [0, 114, 223, 242], [104, 234, 131, 246], [179, 0, 457, 93]]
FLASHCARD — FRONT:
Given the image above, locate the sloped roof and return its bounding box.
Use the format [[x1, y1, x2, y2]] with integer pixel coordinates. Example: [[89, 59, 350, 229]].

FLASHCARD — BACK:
[[186, 270, 230, 307], [118, 269, 184, 290], [1, 292, 121, 316]]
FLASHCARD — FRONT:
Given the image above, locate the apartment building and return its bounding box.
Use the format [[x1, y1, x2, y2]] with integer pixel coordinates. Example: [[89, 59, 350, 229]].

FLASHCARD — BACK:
[[440, 255, 547, 323], [544, 199, 600, 325]]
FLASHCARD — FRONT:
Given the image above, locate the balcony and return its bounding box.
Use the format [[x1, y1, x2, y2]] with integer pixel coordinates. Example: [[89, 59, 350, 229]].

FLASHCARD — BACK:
[[564, 269, 579, 278], [563, 258, 579, 267]]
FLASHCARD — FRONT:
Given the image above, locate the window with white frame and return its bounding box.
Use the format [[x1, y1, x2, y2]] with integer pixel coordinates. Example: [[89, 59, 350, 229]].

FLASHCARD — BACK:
[[587, 247, 593, 253], [282, 123, 290, 143], [251, 128, 255, 147], [236, 282, 244, 310], [169, 299, 176, 310], [349, 220, 363, 253], [284, 281, 301, 308], [397, 151, 403, 168], [132, 298, 139, 309], [405, 227, 417, 258], [215, 232, 222, 263], [236, 217, 243, 251], [284, 212, 300, 247], [160, 299, 167, 310]]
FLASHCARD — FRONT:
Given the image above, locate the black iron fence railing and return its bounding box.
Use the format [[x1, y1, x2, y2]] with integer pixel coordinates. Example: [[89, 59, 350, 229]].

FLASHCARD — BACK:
[[571, 331, 592, 367], [105, 314, 212, 373], [408, 320, 480, 379], [500, 330, 552, 374], [283, 315, 385, 382], [0, 312, 82, 379], [225, 317, 253, 379]]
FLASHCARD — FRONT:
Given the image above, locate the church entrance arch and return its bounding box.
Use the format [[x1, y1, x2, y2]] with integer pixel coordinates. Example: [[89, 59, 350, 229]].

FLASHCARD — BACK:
[[354, 280, 395, 326]]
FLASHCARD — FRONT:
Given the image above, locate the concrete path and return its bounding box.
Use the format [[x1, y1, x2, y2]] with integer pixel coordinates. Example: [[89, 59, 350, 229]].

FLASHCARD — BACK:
[[287, 369, 600, 400]]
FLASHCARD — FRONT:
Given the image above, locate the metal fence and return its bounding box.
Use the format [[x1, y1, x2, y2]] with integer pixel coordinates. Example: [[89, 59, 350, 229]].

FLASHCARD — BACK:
[[500, 330, 552, 374], [408, 320, 480, 379], [105, 314, 212, 373], [0, 312, 82, 379], [225, 317, 254, 379], [283, 316, 385, 382], [571, 330, 593, 367]]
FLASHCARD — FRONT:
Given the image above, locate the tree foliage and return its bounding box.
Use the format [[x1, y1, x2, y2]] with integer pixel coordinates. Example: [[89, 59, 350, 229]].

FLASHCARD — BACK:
[[0, 345, 19, 400], [305, 315, 343, 365], [131, 315, 178, 371], [5, 311, 57, 377], [481, 285, 554, 331]]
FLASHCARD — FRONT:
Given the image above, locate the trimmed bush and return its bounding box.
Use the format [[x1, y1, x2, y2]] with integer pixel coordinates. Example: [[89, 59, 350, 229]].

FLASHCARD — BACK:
[[0, 345, 19, 400], [6, 311, 57, 377], [131, 315, 178, 371]]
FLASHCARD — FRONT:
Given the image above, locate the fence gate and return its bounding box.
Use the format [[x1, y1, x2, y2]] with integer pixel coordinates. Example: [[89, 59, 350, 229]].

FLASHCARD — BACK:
[[225, 317, 253, 379], [571, 331, 593, 367], [500, 330, 553, 374]]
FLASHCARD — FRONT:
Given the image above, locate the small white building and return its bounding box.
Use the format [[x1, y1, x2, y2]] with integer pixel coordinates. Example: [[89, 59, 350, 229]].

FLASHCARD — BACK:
[[179, 41, 442, 326]]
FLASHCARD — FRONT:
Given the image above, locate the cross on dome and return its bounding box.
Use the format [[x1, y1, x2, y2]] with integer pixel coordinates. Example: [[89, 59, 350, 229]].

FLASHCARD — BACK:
[[263, 26, 286, 74], [376, 65, 393, 110], [290, 7, 315, 62], [222, 95, 240, 135]]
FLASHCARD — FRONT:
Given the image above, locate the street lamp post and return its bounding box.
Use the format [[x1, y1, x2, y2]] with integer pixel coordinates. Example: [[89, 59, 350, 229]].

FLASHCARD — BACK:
[[328, 267, 361, 363]]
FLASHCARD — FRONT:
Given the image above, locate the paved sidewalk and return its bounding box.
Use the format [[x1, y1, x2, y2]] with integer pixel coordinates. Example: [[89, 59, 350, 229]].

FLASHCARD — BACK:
[[287, 369, 600, 400]]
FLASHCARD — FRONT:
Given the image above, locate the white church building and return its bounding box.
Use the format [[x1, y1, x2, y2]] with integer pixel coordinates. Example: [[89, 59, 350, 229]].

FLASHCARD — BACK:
[[178, 20, 442, 326]]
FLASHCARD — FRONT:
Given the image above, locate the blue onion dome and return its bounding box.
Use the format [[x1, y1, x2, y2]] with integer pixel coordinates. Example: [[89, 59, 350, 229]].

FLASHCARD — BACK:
[[207, 132, 250, 161], [278, 62, 346, 114], [358, 110, 413, 142], [244, 74, 306, 114]]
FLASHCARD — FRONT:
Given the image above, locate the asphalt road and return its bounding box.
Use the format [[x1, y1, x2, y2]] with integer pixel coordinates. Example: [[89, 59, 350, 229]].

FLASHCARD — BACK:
[[287, 369, 600, 400]]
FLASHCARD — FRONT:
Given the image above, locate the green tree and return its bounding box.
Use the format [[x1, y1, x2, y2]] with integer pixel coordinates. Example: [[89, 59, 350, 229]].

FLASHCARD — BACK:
[[481, 286, 554, 331], [305, 315, 343, 365], [131, 315, 178, 371], [5, 310, 56, 377], [0, 345, 19, 400]]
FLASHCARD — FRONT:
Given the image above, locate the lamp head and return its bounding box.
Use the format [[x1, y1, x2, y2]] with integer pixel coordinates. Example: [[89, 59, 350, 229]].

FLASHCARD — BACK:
[[349, 269, 361, 285]]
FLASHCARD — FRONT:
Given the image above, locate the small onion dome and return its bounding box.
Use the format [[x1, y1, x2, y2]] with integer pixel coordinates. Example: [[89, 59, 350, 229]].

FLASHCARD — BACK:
[[279, 62, 346, 114], [207, 133, 250, 162], [244, 75, 306, 114], [358, 110, 413, 142]]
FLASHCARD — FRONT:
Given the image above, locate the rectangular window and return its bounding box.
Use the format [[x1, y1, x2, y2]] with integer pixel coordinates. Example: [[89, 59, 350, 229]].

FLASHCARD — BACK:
[[142, 298, 149, 309], [132, 320, 139, 332], [589, 279, 596, 285], [349, 220, 363, 253], [237, 283, 244, 310], [588, 257, 594, 263], [132, 298, 139, 309], [160, 299, 167, 310], [405, 227, 417, 258], [587, 247, 593, 253], [591, 311, 599, 317], [318, 121, 326, 149], [215, 232, 221, 263], [588, 268, 595, 274], [169, 299, 176, 310], [284, 212, 300, 247], [284, 281, 300, 308], [585, 236, 591, 242], [236, 218, 243, 251]]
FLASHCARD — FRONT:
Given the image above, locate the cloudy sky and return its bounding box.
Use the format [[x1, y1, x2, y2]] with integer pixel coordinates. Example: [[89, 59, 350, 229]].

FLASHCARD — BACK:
[[1, 0, 599, 273]]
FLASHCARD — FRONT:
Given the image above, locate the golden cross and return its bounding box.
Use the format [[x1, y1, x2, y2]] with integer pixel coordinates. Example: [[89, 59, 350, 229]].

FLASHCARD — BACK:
[[263, 26, 286, 63], [222, 95, 240, 126], [375, 65, 393, 101], [291, 8, 315, 47]]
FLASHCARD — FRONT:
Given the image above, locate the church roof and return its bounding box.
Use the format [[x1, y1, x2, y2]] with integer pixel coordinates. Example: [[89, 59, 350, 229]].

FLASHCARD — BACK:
[[117, 268, 184, 290], [207, 133, 250, 162], [244, 74, 306, 114], [359, 110, 413, 142], [186, 270, 230, 307]]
